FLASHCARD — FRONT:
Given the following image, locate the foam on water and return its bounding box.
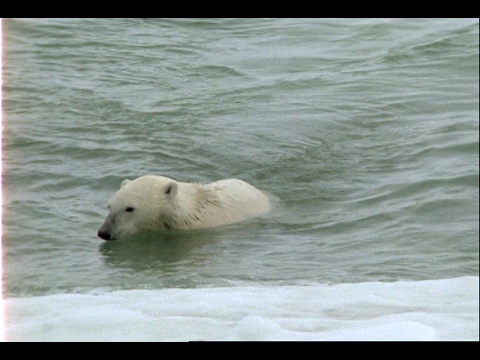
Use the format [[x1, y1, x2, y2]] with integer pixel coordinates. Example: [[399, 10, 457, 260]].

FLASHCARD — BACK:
[[5, 276, 478, 341]]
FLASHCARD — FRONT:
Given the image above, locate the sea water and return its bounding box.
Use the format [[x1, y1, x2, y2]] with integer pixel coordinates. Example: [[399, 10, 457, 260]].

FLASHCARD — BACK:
[[2, 18, 478, 341]]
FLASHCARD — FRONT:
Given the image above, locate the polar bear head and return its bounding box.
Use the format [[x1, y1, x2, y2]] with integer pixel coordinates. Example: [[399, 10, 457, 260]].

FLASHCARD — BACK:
[[97, 176, 179, 240]]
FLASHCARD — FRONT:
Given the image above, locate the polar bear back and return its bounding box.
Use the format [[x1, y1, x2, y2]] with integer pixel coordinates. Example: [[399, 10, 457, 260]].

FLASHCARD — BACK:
[[203, 179, 271, 227]]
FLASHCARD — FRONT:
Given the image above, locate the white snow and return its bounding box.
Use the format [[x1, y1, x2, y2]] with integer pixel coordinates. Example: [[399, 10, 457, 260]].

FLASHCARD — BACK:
[[4, 276, 478, 341]]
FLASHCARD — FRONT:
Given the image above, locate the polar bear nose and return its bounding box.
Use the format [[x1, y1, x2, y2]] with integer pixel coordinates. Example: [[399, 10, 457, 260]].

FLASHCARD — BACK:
[[97, 230, 112, 240]]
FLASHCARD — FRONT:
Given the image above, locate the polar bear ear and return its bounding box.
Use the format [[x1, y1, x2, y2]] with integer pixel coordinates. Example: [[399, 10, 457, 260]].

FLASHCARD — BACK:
[[164, 182, 178, 197], [121, 179, 131, 188]]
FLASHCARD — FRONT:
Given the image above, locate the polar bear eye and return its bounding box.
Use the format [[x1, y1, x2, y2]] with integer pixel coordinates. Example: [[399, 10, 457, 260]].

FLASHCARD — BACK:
[[125, 207, 135, 212]]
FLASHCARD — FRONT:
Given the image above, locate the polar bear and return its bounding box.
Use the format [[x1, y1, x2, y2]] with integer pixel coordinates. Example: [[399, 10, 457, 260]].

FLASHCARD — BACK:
[[97, 175, 271, 240]]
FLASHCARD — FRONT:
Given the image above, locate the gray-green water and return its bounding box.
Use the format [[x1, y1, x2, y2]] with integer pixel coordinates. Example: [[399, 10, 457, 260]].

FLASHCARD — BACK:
[[3, 18, 479, 298]]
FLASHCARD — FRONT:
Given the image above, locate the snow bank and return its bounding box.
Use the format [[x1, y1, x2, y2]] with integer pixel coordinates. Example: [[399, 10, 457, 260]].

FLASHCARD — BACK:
[[4, 276, 478, 341]]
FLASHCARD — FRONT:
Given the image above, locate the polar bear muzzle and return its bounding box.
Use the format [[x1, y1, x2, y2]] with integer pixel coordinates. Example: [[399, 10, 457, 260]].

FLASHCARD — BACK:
[[97, 212, 118, 240], [97, 229, 113, 241]]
